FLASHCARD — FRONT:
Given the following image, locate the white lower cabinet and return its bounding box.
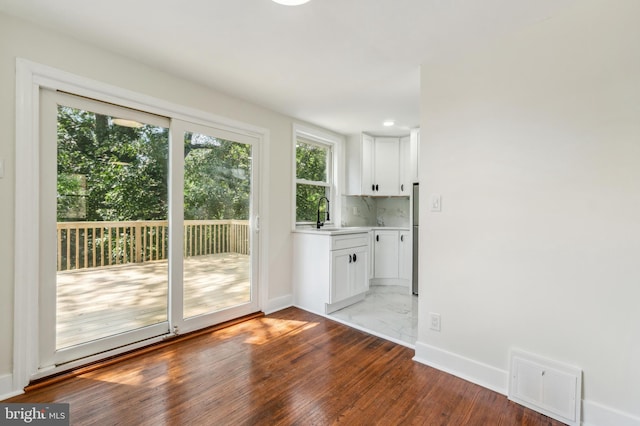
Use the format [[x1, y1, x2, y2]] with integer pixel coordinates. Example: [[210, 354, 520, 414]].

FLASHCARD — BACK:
[[331, 244, 369, 304], [372, 229, 411, 286], [399, 230, 412, 281], [293, 232, 369, 315], [373, 230, 399, 279]]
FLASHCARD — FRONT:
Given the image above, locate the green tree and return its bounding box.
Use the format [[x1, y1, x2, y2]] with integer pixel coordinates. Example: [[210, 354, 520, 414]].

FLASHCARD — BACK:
[[57, 106, 169, 222], [295, 141, 329, 222], [183, 132, 251, 220], [57, 107, 252, 223]]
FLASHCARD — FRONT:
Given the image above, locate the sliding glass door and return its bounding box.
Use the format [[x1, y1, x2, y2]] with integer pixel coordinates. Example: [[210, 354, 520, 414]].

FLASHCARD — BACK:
[[38, 91, 259, 371]]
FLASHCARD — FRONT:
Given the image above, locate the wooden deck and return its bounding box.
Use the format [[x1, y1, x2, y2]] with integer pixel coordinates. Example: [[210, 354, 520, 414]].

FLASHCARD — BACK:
[[57, 253, 250, 348], [7, 307, 564, 425]]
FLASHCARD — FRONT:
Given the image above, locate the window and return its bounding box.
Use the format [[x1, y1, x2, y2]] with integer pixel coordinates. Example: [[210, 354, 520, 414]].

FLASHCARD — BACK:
[[295, 137, 333, 223], [292, 123, 343, 228]]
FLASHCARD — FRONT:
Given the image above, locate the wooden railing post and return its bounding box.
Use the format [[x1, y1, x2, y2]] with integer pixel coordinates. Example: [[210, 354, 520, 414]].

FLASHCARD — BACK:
[[233, 222, 237, 254], [135, 222, 143, 263], [56, 219, 248, 271]]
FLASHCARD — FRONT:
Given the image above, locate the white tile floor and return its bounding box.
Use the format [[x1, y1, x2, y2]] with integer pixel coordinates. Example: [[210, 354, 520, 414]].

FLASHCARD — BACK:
[[329, 285, 418, 348]]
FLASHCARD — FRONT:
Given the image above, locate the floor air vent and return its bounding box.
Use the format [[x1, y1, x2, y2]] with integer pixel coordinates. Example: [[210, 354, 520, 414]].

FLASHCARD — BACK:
[[508, 350, 582, 426]]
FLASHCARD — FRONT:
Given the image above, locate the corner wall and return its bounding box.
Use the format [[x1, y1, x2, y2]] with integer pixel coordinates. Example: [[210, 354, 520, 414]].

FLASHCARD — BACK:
[[417, 0, 640, 424]]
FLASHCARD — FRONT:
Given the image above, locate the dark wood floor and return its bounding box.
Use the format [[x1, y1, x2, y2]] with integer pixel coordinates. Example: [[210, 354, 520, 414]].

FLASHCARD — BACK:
[[5, 307, 563, 425]]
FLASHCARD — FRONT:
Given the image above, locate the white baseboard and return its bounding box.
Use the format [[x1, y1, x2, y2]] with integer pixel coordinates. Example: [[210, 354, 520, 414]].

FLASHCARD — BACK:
[[582, 399, 640, 426], [0, 373, 22, 401], [413, 342, 640, 426], [413, 341, 509, 395], [263, 294, 293, 315]]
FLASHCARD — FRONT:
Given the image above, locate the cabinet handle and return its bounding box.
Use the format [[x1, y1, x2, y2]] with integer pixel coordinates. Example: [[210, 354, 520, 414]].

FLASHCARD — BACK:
[[376, 235, 379, 242], [372, 184, 375, 191], [400, 235, 404, 242], [376, 184, 379, 191], [401, 184, 404, 191], [353, 253, 357, 263], [348, 254, 352, 263]]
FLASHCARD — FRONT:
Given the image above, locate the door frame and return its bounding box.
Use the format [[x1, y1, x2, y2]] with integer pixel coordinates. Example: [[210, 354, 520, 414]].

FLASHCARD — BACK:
[[14, 59, 270, 387]]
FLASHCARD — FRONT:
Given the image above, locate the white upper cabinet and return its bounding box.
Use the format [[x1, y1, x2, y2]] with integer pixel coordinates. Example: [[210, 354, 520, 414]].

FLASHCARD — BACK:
[[347, 133, 417, 196], [373, 137, 400, 196], [361, 134, 375, 195], [399, 136, 411, 195]]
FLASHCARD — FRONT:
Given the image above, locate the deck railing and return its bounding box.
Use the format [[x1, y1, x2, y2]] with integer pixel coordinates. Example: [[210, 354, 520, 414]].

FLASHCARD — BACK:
[[57, 220, 250, 272]]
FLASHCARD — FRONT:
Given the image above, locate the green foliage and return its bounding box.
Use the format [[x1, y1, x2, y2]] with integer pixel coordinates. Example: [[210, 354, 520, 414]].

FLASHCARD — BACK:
[[296, 141, 330, 222], [296, 141, 327, 182], [57, 106, 251, 222], [296, 183, 328, 222], [57, 106, 168, 221], [183, 132, 251, 220]]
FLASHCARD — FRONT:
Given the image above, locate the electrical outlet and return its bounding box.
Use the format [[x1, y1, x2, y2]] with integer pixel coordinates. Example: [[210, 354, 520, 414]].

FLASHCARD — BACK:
[[429, 313, 441, 332]]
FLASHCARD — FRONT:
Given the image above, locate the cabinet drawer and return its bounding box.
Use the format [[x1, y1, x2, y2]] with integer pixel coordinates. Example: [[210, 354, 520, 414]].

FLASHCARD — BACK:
[[331, 233, 368, 250]]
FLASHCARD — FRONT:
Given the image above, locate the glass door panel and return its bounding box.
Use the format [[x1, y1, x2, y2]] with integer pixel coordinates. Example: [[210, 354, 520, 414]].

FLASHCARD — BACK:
[[41, 90, 172, 367], [182, 131, 253, 319]]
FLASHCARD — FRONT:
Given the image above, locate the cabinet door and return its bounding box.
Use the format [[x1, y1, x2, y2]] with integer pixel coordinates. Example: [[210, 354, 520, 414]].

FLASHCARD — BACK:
[[398, 231, 412, 281], [373, 138, 400, 196], [374, 230, 399, 278], [350, 245, 369, 295], [331, 248, 352, 303], [362, 134, 375, 195], [399, 136, 411, 195]]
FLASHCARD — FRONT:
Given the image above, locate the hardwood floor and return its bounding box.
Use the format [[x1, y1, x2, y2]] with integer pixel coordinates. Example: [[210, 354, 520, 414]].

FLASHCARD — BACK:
[[5, 308, 563, 425]]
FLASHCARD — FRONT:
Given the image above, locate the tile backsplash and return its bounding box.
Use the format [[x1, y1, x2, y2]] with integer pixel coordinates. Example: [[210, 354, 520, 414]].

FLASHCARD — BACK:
[[342, 196, 410, 227]]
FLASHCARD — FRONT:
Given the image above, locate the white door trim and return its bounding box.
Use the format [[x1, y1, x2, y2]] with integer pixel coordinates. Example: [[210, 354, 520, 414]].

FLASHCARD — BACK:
[[14, 58, 270, 393]]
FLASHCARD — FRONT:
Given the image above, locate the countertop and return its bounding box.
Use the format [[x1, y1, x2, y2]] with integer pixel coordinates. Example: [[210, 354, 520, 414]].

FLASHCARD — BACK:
[[293, 226, 409, 236]]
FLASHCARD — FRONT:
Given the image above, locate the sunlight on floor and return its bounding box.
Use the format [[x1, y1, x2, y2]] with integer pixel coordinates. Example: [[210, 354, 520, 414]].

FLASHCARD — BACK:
[[242, 318, 318, 345]]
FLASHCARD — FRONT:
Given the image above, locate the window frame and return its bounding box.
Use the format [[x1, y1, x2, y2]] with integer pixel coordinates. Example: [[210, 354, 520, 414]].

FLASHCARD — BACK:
[[292, 123, 343, 228]]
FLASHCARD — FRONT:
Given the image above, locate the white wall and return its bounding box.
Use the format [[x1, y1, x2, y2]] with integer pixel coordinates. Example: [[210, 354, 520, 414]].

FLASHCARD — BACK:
[[0, 12, 306, 386], [417, 0, 640, 424]]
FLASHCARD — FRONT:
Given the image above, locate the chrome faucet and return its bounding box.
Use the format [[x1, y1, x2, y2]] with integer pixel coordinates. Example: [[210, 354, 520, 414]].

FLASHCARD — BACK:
[[316, 196, 330, 229]]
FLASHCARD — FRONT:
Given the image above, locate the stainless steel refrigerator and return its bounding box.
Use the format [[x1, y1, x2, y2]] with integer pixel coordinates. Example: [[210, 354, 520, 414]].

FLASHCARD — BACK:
[[412, 183, 419, 295]]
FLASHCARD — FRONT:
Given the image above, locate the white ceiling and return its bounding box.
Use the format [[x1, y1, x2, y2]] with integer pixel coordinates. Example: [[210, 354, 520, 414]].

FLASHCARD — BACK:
[[0, 0, 576, 136]]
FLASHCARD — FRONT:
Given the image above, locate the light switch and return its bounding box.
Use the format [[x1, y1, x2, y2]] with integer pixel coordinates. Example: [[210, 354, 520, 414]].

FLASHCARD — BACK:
[[430, 194, 442, 212]]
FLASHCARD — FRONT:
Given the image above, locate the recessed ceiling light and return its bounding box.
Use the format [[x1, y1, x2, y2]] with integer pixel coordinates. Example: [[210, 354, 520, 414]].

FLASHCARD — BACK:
[[383, 120, 395, 127], [272, 0, 311, 5]]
